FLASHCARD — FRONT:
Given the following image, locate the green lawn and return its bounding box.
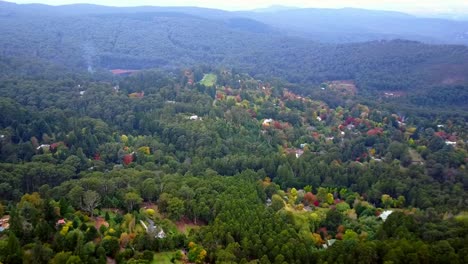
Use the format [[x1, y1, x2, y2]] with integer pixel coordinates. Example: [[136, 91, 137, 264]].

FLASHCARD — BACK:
[[200, 73, 217, 87], [152, 251, 183, 264]]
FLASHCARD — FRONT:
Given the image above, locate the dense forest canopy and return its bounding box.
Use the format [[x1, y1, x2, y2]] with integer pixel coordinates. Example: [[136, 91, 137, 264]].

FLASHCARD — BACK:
[[1, 1, 468, 98], [0, 1, 467, 264]]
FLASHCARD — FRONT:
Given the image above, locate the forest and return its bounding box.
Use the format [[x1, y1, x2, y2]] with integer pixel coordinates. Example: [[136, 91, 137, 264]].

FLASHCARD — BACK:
[[0, 54, 467, 263], [2, 1, 468, 100], [0, 1, 468, 263]]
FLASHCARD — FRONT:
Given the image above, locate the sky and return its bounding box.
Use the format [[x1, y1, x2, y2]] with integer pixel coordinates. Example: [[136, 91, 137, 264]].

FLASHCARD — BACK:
[[10, 0, 468, 15]]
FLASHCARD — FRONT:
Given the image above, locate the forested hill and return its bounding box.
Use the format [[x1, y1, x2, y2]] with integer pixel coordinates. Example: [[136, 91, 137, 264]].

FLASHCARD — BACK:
[[2, 1, 468, 44], [0, 59, 467, 263], [1, 1, 468, 99]]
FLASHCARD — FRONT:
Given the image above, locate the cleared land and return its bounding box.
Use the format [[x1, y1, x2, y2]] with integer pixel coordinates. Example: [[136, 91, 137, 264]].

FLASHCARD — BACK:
[[200, 73, 217, 86]]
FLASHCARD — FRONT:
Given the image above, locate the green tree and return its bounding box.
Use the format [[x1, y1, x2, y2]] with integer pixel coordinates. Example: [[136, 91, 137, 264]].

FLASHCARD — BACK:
[[5, 233, 23, 264], [167, 197, 185, 220], [271, 194, 285, 211], [81, 190, 100, 217], [124, 192, 143, 212]]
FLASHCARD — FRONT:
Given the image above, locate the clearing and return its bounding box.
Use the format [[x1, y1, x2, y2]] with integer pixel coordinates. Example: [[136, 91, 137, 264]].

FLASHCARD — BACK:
[[152, 251, 183, 264], [325, 80, 357, 96], [200, 73, 217, 86], [176, 217, 204, 235]]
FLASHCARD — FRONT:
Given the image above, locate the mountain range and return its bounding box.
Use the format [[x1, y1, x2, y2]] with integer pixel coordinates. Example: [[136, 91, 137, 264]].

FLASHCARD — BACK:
[[1, 1, 468, 44], [0, 0, 467, 103]]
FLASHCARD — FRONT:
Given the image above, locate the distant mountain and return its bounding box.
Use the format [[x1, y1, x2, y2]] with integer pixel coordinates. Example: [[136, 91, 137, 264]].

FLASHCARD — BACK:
[[1, 1, 468, 45], [251, 5, 300, 13], [237, 8, 468, 44], [0, 0, 467, 98], [422, 13, 468, 21]]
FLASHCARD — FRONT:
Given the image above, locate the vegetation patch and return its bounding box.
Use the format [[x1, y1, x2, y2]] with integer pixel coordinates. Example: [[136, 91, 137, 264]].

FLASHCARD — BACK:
[[200, 73, 217, 87]]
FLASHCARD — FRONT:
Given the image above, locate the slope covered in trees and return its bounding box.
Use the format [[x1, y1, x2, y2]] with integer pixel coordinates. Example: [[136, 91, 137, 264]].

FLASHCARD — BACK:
[[0, 58, 467, 263], [1, 1, 468, 99]]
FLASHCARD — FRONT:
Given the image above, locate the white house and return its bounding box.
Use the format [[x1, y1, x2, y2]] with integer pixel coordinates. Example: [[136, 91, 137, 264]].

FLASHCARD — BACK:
[[379, 210, 393, 221]]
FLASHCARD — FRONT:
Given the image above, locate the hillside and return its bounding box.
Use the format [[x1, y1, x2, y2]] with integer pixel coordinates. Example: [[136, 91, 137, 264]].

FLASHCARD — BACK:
[[1, 1, 468, 103], [2, 1, 468, 44], [0, 60, 467, 263], [240, 8, 468, 44]]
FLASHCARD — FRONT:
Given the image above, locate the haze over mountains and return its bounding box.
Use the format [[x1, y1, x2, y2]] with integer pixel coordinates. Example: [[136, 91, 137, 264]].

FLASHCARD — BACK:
[[2, 1, 468, 44], [1, 0, 468, 105]]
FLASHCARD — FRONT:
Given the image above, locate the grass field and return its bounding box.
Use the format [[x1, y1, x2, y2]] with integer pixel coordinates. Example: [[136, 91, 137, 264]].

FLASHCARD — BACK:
[[152, 251, 182, 264], [200, 73, 217, 86]]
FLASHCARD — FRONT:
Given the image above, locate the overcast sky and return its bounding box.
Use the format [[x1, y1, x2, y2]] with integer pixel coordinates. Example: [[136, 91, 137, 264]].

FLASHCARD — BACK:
[[10, 0, 468, 14]]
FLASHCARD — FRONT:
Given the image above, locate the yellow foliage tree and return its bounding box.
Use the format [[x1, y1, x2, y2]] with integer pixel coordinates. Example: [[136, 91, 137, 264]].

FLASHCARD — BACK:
[[120, 135, 129, 145], [311, 233, 324, 246], [138, 146, 150, 155], [19, 192, 43, 209]]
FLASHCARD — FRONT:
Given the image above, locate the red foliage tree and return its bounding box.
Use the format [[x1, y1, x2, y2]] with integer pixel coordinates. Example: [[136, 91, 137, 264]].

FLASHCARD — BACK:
[[123, 154, 134, 165], [273, 121, 283, 130], [303, 192, 317, 206]]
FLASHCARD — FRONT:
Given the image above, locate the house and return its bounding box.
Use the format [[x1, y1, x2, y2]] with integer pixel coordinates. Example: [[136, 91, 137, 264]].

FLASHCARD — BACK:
[[445, 140, 457, 146], [56, 219, 66, 226], [129, 91, 144, 98], [37, 144, 50, 150], [378, 210, 393, 221], [0, 215, 10, 231], [263, 118, 273, 124], [322, 239, 336, 249], [285, 148, 304, 158], [262, 118, 273, 128], [295, 149, 304, 158], [110, 69, 139, 76], [156, 230, 166, 239]]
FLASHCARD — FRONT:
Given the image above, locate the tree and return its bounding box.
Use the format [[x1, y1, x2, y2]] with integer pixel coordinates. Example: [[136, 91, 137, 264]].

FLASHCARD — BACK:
[[167, 197, 185, 220], [101, 236, 120, 258], [317, 187, 329, 204], [65, 256, 83, 264], [124, 192, 143, 212], [50, 252, 72, 264], [324, 209, 343, 234], [271, 194, 285, 211], [32, 241, 54, 264], [5, 233, 23, 264], [289, 188, 298, 204], [342, 230, 358, 241], [381, 194, 394, 209], [303, 192, 317, 206], [81, 190, 100, 217]]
